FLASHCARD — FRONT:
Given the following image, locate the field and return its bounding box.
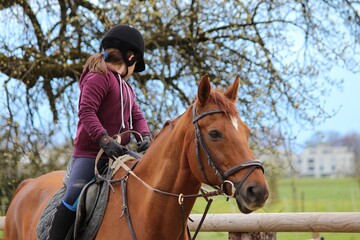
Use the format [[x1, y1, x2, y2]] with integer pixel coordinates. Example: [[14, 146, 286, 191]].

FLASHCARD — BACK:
[[191, 177, 360, 240]]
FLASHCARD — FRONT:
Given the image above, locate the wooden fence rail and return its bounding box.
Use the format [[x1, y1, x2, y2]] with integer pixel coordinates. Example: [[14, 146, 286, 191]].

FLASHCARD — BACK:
[[188, 212, 360, 232], [1, 212, 360, 238]]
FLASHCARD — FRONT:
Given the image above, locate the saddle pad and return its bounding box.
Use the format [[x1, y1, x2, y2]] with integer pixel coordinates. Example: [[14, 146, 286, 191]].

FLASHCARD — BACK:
[[36, 186, 66, 240], [35, 182, 110, 240]]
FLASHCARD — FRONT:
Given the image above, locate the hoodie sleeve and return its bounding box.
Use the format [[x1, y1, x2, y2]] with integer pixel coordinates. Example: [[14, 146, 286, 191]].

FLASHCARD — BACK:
[[78, 72, 109, 141]]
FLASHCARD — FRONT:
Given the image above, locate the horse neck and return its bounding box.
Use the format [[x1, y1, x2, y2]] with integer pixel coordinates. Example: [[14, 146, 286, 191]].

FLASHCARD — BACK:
[[130, 110, 202, 225], [136, 110, 201, 196]]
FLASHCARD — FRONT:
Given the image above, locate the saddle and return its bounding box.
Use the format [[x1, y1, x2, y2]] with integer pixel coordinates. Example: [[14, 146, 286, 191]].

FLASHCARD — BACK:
[[36, 154, 137, 240]]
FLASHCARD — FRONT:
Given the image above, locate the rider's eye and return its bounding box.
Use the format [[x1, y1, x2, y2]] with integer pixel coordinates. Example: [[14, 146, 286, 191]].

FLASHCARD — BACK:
[[208, 130, 223, 139]]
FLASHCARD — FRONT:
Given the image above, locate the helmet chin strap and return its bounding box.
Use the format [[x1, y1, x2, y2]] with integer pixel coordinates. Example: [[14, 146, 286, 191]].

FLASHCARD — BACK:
[[119, 49, 135, 79], [120, 66, 129, 79]]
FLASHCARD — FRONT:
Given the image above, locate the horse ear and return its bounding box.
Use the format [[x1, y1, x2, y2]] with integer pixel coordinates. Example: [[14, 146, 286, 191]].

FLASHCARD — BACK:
[[224, 75, 240, 103], [198, 74, 211, 106]]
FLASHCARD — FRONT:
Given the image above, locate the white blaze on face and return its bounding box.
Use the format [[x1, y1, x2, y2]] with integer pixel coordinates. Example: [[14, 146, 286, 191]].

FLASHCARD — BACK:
[[231, 116, 239, 130]]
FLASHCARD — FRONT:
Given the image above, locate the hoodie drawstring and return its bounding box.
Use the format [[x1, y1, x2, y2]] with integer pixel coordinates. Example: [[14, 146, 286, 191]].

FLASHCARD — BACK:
[[118, 74, 133, 132]]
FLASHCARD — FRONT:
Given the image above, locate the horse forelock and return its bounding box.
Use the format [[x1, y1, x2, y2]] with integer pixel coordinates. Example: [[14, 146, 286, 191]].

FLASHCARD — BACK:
[[198, 89, 238, 116]]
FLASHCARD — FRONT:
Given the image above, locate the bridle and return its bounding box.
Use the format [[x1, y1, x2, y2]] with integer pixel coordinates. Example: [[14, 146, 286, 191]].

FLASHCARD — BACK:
[[192, 104, 264, 197]]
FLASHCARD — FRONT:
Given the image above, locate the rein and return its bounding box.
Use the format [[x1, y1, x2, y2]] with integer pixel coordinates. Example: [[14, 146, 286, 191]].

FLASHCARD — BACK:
[[109, 156, 224, 200]]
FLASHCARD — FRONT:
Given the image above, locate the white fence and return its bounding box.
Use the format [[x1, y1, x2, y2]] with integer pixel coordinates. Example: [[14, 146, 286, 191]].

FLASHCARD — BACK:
[[1, 212, 360, 238], [188, 212, 360, 232]]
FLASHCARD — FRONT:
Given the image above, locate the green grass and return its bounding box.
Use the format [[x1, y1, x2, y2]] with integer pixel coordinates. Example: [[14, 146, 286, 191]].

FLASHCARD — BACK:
[[191, 177, 360, 240]]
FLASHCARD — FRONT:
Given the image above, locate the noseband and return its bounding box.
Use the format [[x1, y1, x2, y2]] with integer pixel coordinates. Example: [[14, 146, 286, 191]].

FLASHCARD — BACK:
[[192, 105, 264, 197]]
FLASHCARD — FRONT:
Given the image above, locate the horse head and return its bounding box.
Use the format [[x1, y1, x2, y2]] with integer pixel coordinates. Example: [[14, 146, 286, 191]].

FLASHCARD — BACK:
[[188, 74, 269, 213]]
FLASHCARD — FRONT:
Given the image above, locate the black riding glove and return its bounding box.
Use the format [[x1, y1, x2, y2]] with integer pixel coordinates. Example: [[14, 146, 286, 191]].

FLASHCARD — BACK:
[[137, 135, 152, 152], [99, 135, 125, 159]]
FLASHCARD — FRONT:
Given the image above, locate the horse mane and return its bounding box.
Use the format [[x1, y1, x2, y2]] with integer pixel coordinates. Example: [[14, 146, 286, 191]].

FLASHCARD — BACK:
[[153, 119, 177, 140]]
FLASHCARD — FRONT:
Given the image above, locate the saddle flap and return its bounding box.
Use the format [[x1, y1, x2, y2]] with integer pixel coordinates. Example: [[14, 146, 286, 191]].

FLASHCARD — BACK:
[[74, 178, 105, 239]]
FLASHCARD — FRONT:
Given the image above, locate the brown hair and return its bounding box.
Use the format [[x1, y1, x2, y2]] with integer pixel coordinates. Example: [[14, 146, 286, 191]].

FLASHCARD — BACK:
[[83, 48, 128, 74]]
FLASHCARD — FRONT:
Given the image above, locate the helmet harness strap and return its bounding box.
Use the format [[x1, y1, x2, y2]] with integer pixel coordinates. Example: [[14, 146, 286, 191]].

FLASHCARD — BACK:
[[119, 48, 138, 78]]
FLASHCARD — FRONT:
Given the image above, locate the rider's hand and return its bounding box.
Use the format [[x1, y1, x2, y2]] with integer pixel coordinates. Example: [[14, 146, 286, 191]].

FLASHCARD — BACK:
[[99, 134, 125, 159], [137, 135, 152, 152]]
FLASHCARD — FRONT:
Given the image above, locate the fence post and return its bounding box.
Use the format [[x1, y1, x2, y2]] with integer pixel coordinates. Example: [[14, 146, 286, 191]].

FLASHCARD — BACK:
[[229, 232, 277, 240], [0, 216, 4, 230], [311, 232, 324, 240]]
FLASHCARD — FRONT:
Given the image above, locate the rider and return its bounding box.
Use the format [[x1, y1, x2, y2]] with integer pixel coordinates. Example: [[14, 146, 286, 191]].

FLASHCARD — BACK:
[[49, 24, 152, 239]]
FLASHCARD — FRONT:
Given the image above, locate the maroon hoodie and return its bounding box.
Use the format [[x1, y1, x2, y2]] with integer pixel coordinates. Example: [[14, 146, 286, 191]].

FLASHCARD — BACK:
[[73, 68, 150, 158]]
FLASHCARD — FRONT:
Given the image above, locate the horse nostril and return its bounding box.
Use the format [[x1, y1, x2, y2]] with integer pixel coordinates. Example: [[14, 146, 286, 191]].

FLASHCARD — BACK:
[[246, 184, 269, 203]]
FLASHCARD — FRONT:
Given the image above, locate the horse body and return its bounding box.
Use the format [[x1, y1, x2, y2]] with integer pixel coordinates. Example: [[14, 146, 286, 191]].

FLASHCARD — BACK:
[[5, 75, 269, 240]]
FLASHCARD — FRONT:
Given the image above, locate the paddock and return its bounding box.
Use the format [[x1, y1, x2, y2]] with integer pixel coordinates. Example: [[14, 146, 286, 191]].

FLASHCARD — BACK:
[[1, 212, 359, 239]]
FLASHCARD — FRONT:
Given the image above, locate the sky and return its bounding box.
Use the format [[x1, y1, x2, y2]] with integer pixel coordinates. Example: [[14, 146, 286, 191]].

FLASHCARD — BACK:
[[295, 68, 360, 144]]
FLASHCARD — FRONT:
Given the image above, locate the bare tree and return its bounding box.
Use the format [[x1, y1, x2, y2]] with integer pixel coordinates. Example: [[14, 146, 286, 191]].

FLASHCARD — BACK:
[[0, 0, 359, 202]]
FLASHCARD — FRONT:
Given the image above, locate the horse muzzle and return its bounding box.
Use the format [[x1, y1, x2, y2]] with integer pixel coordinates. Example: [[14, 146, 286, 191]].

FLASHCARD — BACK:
[[222, 180, 269, 214], [235, 181, 269, 214]]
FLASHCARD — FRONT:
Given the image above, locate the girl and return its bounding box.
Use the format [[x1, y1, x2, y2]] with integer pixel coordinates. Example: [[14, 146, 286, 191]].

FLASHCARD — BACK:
[[49, 24, 151, 239]]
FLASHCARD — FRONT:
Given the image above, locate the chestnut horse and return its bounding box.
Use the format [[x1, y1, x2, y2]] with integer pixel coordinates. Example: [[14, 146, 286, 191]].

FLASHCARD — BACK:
[[5, 75, 269, 240]]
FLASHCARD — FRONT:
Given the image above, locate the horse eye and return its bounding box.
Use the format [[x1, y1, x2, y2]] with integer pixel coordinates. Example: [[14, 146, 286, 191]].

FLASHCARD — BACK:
[[208, 130, 223, 139]]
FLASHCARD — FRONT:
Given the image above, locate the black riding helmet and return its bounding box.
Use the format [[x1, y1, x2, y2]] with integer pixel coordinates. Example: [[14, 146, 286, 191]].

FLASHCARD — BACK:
[[100, 24, 145, 72]]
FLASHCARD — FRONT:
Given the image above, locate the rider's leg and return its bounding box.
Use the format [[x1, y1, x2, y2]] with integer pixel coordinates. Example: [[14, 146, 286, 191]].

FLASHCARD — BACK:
[[48, 201, 76, 240], [48, 157, 107, 240]]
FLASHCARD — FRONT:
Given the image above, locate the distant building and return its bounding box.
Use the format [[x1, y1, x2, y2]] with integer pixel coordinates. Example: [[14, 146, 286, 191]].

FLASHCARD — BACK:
[[293, 144, 355, 178]]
